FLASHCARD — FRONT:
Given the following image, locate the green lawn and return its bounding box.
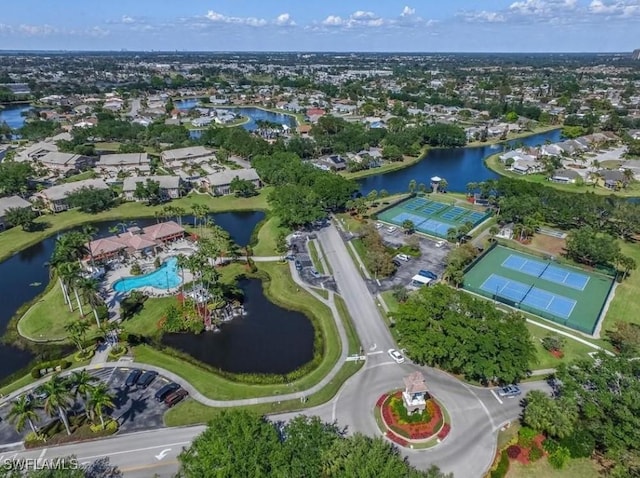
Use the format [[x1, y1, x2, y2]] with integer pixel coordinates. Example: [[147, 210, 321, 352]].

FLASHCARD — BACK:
[[18, 282, 98, 342], [342, 153, 425, 180], [0, 189, 270, 263], [507, 458, 600, 478], [94, 142, 122, 151], [380, 289, 401, 314], [120, 296, 177, 338], [526, 322, 596, 370], [135, 261, 341, 400], [163, 360, 363, 426], [307, 241, 324, 274], [467, 125, 561, 148], [60, 171, 97, 183], [252, 215, 282, 257], [602, 241, 640, 334]]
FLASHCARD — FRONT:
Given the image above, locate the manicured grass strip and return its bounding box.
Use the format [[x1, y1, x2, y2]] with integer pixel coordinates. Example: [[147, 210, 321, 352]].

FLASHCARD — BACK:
[[334, 295, 360, 355], [252, 216, 282, 257], [526, 322, 596, 370], [603, 241, 640, 333], [506, 457, 600, 478], [163, 360, 363, 427], [315, 240, 333, 275], [135, 262, 341, 400], [308, 240, 324, 274], [19, 281, 97, 342], [0, 189, 270, 263]]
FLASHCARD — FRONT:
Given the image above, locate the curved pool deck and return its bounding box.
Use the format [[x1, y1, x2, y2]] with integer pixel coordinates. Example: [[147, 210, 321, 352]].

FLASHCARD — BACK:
[[113, 257, 181, 293]]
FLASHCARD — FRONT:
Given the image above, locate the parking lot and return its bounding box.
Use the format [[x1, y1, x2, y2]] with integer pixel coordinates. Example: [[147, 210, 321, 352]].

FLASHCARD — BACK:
[[0, 366, 178, 448], [367, 225, 451, 294], [289, 233, 337, 292]]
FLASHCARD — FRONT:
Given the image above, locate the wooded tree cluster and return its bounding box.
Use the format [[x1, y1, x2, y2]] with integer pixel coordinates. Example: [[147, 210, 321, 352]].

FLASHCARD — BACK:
[[358, 223, 396, 278], [394, 285, 536, 384], [252, 152, 357, 228], [523, 355, 640, 477], [66, 187, 115, 214], [178, 410, 449, 478]]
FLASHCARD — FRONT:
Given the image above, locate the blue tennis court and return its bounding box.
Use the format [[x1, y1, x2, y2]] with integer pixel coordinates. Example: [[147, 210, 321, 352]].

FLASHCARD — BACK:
[[416, 219, 453, 236], [464, 211, 488, 223], [421, 203, 447, 214], [404, 198, 429, 211], [391, 212, 427, 226], [440, 206, 468, 221], [502, 254, 590, 291], [480, 274, 577, 319]]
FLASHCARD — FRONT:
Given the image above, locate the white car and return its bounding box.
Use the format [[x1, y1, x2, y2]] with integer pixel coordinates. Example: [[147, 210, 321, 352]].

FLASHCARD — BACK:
[[388, 348, 405, 364], [387, 226, 397, 233], [375, 222, 383, 229], [435, 240, 445, 248]]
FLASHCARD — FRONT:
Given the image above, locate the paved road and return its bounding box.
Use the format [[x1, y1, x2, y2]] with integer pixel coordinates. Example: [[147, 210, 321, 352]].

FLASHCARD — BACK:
[[126, 98, 141, 117], [0, 426, 203, 478]]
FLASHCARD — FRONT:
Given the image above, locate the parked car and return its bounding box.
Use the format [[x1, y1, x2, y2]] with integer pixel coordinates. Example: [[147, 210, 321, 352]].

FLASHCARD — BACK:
[[164, 388, 188, 407], [392, 259, 402, 267], [395, 254, 410, 262], [310, 269, 321, 278], [137, 371, 158, 389], [125, 369, 142, 387], [295, 260, 302, 271], [418, 270, 438, 280], [32, 387, 48, 400], [497, 385, 522, 398], [375, 223, 383, 229], [387, 348, 405, 364], [387, 226, 397, 233], [285, 255, 295, 261], [155, 382, 180, 402], [435, 240, 445, 248]]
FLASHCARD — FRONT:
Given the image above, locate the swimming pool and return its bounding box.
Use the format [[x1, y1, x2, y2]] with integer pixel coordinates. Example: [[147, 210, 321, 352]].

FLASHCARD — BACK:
[[113, 257, 181, 293]]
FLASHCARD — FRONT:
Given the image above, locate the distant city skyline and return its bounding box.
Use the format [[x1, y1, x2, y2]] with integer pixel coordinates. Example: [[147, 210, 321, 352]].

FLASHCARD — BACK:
[[0, 0, 637, 52]]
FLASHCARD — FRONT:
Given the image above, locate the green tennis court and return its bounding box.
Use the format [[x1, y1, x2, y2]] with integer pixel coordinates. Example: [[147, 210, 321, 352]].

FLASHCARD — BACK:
[[377, 197, 491, 239], [463, 245, 615, 335]]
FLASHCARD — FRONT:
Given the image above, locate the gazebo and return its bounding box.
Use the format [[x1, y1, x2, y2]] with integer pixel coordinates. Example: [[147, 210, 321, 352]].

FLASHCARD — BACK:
[[403, 371, 429, 414], [430, 176, 442, 193]]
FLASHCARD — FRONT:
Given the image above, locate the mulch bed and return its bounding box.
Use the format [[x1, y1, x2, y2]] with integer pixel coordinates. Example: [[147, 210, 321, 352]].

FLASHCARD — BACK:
[[380, 391, 443, 440], [549, 349, 565, 359]]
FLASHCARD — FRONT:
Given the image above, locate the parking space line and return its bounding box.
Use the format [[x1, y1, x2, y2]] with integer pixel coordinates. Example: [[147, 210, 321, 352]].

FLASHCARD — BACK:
[[490, 390, 503, 404]]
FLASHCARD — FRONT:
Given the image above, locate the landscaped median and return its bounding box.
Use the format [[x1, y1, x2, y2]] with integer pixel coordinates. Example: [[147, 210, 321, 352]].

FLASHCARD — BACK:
[[374, 390, 451, 450]]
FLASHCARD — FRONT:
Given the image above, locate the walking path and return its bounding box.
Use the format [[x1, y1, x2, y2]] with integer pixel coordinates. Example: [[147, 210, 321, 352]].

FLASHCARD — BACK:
[[3, 260, 350, 409]]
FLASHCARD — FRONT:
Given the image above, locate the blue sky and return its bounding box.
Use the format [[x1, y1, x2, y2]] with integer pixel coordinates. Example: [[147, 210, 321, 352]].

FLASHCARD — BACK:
[[0, 0, 637, 52]]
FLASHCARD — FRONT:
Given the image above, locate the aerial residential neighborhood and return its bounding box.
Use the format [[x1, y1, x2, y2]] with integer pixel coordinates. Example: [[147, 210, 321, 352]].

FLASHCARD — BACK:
[[0, 1, 639, 478]]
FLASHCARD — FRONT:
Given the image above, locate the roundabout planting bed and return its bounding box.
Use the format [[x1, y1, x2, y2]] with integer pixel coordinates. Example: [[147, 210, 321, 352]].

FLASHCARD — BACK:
[[376, 390, 451, 448]]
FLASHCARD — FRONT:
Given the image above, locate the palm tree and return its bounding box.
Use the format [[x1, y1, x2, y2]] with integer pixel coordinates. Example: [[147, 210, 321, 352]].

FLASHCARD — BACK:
[[7, 395, 40, 434], [408, 179, 417, 194], [64, 320, 91, 354], [57, 261, 82, 314], [69, 370, 98, 403], [466, 182, 478, 196], [175, 254, 189, 294], [77, 277, 103, 327], [87, 383, 115, 429], [41, 374, 73, 436], [173, 206, 186, 226], [439, 178, 449, 192]]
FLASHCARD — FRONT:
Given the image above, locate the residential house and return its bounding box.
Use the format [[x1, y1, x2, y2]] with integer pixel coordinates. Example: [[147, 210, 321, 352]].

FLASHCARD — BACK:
[[511, 158, 540, 175], [318, 154, 347, 171], [38, 152, 93, 174], [34, 178, 110, 212], [161, 146, 213, 170], [17, 141, 59, 162], [122, 175, 184, 201], [550, 169, 581, 184], [96, 153, 151, 175], [200, 168, 261, 196], [598, 169, 627, 189], [0, 195, 32, 230]]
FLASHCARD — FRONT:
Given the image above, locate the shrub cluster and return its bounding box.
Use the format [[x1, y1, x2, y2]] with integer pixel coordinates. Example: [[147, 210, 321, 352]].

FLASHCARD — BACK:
[[30, 359, 72, 378], [490, 450, 510, 478]]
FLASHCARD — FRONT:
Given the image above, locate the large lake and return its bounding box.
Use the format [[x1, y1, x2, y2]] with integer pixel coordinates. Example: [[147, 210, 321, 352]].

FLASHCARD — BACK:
[[358, 129, 562, 194], [162, 278, 315, 374], [0, 211, 265, 381]]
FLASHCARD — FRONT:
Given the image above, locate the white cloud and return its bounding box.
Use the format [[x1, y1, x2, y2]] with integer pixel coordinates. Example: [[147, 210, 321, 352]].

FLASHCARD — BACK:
[[589, 0, 640, 16], [121, 15, 135, 24], [322, 15, 344, 26], [457, 10, 506, 22], [322, 11, 385, 28], [205, 10, 267, 27], [18, 24, 57, 36], [509, 0, 578, 15], [401, 6, 416, 17], [275, 13, 296, 26]]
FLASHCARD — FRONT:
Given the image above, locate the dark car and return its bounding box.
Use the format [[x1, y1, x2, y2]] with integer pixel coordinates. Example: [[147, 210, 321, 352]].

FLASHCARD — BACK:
[[125, 369, 142, 387], [137, 371, 158, 389], [155, 382, 180, 402], [164, 388, 188, 407], [295, 260, 302, 271], [418, 270, 438, 280]]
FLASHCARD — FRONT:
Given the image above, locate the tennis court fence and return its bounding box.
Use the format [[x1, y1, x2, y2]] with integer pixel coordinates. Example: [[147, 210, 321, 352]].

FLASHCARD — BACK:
[[464, 283, 595, 335]]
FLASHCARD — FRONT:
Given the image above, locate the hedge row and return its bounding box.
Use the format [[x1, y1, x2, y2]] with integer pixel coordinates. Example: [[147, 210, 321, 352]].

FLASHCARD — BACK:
[[31, 359, 72, 378]]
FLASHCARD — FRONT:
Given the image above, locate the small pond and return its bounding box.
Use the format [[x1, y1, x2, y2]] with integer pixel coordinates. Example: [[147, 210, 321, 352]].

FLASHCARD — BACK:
[[162, 278, 315, 375], [0, 104, 33, 130], [0, 210, 265, 381]]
